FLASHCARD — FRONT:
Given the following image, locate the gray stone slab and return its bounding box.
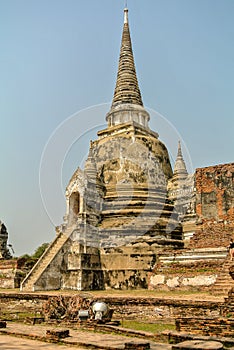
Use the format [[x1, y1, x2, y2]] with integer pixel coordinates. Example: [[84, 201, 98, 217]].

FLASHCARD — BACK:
[[172, 340, 223, 350]]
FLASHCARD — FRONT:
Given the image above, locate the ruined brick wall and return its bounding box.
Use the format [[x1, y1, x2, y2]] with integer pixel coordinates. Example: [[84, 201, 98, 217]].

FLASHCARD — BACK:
[[189, 163, 234, 248], [99, 297, 222, 322], [0, 293, 223, 323], [175, 317, 234, 337], [0, 260, 26, 289]]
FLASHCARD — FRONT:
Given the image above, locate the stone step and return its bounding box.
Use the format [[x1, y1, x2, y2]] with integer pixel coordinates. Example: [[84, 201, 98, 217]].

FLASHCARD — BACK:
[[212, 288, 231, 291], [212, 285, 234, 290], [213, 284, 233, 289], [213, 290, 231, 296], [212, 286, 231, 294], [215, 282, 233, 286], [21, 231, 70, 291], [213, 282, 231, 286]]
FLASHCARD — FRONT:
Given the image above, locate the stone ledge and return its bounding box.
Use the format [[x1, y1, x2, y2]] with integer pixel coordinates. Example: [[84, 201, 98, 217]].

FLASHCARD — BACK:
[[162, 331, 234, 349], [124, 341, 150, 349]]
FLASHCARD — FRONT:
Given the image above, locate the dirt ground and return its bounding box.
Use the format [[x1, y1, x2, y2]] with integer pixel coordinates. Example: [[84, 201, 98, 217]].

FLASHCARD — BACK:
[[18, 289, 225, 303], [0, 322, 171, 350], [0, 289, 226, 349], [0, 335, 87, 350]]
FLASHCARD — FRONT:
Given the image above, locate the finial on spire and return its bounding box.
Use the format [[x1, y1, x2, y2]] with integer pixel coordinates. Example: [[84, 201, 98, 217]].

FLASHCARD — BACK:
[[106, 5, 150, 129], [110, 6, 143, 108], [177, 140, 182, 157], [124, 7, 128, 24]]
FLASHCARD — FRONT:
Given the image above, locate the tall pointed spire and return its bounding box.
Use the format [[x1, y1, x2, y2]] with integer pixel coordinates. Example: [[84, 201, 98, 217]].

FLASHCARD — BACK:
[[173, 141, 188, 180], [106, 7, 150, 129], [84, 142, 97, 182], [112, 7, 143, 107]]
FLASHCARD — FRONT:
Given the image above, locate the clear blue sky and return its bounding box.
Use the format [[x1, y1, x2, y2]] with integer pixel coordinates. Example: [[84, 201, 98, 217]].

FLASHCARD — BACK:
[[0, 0, 233, 256]]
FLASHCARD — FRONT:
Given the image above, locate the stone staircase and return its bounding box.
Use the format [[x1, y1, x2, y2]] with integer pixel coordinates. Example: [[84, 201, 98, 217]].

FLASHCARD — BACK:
[[20, 230, 71, 292], [212, 257, 234, 296]]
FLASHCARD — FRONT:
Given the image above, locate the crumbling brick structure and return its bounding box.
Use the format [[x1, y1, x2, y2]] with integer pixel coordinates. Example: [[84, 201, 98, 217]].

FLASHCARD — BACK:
[[189, 163, 234, 249]]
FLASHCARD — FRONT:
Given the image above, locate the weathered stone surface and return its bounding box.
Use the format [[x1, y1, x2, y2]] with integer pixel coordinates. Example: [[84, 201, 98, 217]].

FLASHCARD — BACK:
[[150, 274, 216, 290], [150, 274, 165, 286], [149, 257, 221, 291], [181, 276, 216, 287], [166, 277, 180, 288], [172, 340, 223, 350]]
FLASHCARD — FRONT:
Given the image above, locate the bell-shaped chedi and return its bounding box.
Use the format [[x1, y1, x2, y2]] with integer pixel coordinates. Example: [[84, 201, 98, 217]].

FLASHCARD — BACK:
[[21, 7, 185, 293], [85, 8, 182, 247]]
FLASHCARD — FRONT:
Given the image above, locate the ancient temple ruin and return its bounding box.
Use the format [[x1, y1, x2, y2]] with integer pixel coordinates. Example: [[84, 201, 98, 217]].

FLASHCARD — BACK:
[[21, 8, 234, 292], [0, 221, 12, 260]]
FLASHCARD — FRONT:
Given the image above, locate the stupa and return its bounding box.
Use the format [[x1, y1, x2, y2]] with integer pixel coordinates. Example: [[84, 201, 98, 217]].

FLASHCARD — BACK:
[[21, 7, 184, 292]]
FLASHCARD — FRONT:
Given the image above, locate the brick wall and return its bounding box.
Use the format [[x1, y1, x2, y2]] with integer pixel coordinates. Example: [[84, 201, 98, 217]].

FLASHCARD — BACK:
[[0, 259, 26, 289], [0, 293, 223, 323], [175, 317, 234, 337], [189, 163, 234, 248]]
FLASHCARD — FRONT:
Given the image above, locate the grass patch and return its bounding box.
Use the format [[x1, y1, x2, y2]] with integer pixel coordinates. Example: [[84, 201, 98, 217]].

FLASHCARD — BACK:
[[121, 320, 175, 333]]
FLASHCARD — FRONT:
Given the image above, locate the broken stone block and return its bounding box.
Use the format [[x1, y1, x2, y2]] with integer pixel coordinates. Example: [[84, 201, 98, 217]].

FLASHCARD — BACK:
[[124, 341, 151, 350], [46, 329, 69, 340]]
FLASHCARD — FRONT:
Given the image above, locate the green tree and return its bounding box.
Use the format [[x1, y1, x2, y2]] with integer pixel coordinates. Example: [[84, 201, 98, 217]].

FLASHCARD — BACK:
[[31, 242, 49, 259]]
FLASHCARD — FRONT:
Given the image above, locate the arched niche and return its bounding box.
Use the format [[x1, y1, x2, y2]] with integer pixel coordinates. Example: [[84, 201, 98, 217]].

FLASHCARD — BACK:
[[69, 192, 80, 224]]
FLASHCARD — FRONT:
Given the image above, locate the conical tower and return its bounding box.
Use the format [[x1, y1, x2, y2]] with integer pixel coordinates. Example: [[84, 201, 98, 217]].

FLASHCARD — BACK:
[[84, 142, 97, 182], [173, 141, 188, 181], [106, 8, 150, 129], [91, 7, 182, 247], [112, 8, 143, 107], [168, 141, 194, 223]]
